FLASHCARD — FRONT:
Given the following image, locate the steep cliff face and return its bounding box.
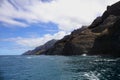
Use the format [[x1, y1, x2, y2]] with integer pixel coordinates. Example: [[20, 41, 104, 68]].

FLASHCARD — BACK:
[[45, 1, 120, 56], [23, 39, 57, 55], [90, 16, 120, 56], [45, 27, 99, 55]]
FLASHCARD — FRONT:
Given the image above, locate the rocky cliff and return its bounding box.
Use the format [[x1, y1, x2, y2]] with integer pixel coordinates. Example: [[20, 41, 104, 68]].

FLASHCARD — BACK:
[[23, 39, 57, 55], [44, 1, 120, 57]]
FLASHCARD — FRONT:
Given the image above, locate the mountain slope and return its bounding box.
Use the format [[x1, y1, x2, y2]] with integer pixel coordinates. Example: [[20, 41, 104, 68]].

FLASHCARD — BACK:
[[45, 1, 120, 57], [23, 39, 57, 55]]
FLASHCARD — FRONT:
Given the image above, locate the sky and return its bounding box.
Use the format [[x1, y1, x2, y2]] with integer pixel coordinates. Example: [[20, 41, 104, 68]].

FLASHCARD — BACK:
[[0, 0, 119, 55]]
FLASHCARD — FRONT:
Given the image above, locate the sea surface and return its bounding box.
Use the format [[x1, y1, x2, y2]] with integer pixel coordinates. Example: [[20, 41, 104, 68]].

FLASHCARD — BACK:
[[0, 55, 120, 80]]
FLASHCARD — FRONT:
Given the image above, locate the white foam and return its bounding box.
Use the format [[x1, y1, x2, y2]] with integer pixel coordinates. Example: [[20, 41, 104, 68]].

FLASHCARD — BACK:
[[26, 56, 32, 59], [81, 54, 87, 56], [94, 59, 116, 62], [84, 71, 100, 80]]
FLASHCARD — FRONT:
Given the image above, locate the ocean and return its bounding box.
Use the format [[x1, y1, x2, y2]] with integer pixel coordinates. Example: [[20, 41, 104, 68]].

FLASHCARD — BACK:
[[0, 55, 120, 80]]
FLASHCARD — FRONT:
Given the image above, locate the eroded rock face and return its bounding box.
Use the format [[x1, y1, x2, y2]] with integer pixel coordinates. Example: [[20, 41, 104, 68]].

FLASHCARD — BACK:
[[89, 1, 120, 29], [45, 28, 99, 55], [44, 1, 120, 56], [89, 17, 103, 29], [62, 29, 97, 55], [90, 17, 120, 56], [102, 1, 120, 20], [91, 15, 118, 33]]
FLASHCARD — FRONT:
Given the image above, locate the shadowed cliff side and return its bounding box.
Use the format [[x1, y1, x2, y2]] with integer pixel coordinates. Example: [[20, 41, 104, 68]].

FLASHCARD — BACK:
[[89, 16, 120, 57]]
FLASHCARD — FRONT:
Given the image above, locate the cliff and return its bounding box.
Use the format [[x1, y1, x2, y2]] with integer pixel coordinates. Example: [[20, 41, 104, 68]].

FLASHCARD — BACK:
[[23, 39, 57, 55], [44, 1, 120, 57]]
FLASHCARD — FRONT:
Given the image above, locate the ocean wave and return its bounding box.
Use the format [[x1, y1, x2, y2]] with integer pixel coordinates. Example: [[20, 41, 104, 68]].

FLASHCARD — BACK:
[[84, 71, 100, 80]]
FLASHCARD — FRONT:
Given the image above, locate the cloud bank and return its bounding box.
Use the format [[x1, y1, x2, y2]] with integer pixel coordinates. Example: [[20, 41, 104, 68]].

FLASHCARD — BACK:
[[0, 31, 68, 47], [0, 0, 119, 31]]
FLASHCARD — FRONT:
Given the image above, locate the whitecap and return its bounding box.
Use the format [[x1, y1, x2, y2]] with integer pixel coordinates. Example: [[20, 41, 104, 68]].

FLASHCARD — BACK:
[[84, 71, 100, 80], [26, 56, 32, 59], [81, 54, 87, 56], [94, 59, 116, 62]]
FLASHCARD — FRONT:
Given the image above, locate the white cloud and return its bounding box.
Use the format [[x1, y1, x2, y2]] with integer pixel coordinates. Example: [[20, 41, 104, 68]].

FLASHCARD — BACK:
[[0, 31, 68, 47], [105, 0, 120, 5], [0, 16, 28, 27], [0, 0, 119, 31]]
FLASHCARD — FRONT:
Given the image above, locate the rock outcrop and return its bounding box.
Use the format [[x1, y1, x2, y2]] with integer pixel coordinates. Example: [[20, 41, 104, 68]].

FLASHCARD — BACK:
[[23, 39, 57, 55], [44, 1, 120, 57]]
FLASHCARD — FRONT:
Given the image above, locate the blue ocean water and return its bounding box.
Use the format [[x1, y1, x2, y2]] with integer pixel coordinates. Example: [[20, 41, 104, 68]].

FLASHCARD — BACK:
[[0, 55, 120, 80]]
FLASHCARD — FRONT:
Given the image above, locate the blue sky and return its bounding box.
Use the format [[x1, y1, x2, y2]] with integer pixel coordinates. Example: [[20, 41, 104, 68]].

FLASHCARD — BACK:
[[0, 0, 119, 55]]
